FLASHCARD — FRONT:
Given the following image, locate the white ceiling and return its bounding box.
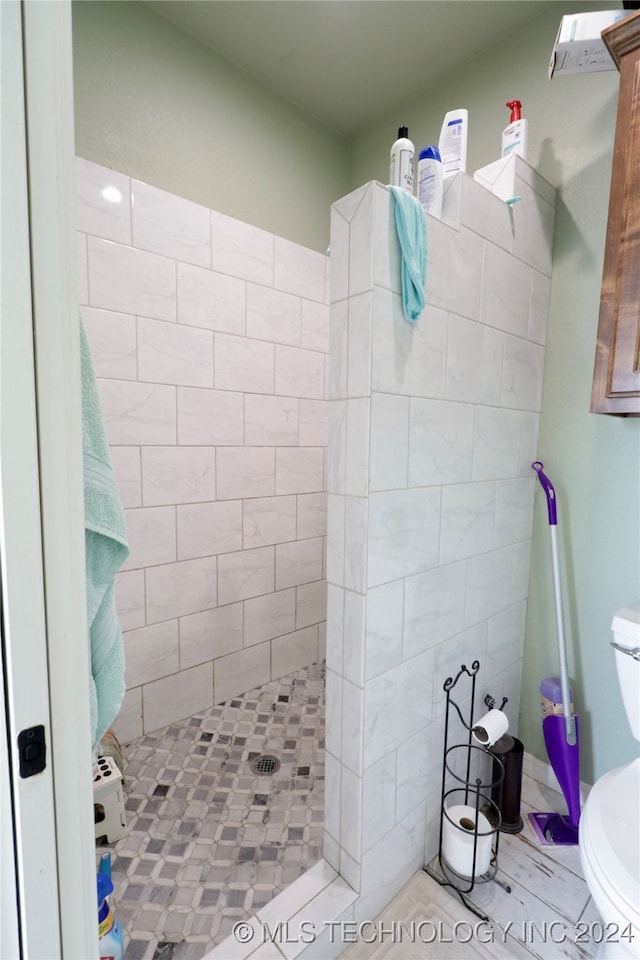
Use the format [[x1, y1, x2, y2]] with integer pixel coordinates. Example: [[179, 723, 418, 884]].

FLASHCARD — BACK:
[[146, 1, 566, 136]]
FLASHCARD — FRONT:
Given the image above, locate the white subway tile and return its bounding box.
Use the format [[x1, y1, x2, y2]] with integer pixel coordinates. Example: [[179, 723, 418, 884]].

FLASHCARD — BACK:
[[365, 581, 403, 680], [216, 448, 275, 500], [211, 211, 274, 285], [329, 207, 349, 304], [243, 589, 296, 648], [88, 237, 176, 321], [347, 292, 373, 399], [340, 763, 363, 860], [327, 401, 346, 495], [299, 399, 328, 447], [510, 539, 531, 604], [501, 335, 545, 412], [75, 158, 131, 244], [301, 300, 330, 353], [396, 722, 442, 823], [372, 289, 447, 400], [274, 236, 326, 302], [177, 387, 244, 446], [344, 496, 367, 594], [325, 669, 343, 759], [243, 496, 296, 549], [275, 345, 325, 399], [124, 619, 179, 687], [363, 650, 433, 767], [325, 584, 344, 674], [368, 488, 441, 587], [246, 283, 301, 345], [408, 398, 474, 486], [343, 589, 366, 687], [214, 333, 274, 393], [145, 556, 217, 624], [362, 755, 396, 854], [349, 183, 375, 297], [432, 622, 488, 717], [275, 448, 324, 496], [493, 477, 534, 549], [427, 223, 483, 321], [245, 394, 299, 446], [528, 270, 551, 345], [112, 687, 142, 743], [132, 179, 210, 267], [271, 625, 318, 678], [179, 603, 244, 669], [177, 263, 245, 335], [141, 446, 215, 505], [487, 601, 527, 673], [177, 500, 242, 559], [296, 579, 327, 629], [465, 545, 513, 625], [373, 185, 401, 294], [459, 175, 513, 252], [341, 678, 364, 776], [440, 481, 496, 564], [97, 380, 176, 446], [214, 643, 270, 704], [218, 546, 274, 605], [297, 492, 327, 540], [115, 569, 145, 631], [345, 398, 370, 498], [511, 183, 555, 276], [370, 394, 409, 492], [143, 662, 213, 733], [472, 406, 522, 481], [481, 243, 531, 338], [121, 506, 176, 570], [403, 560, 467, 659], [83, 307, 137, 380], [275, 538, 323, 590], [518, 412, 540, 477], [445, 314, 504, 405], [110, 447, 142, 509], [77, 233, 88, 304], [137, 317, 213, 387], [329, 300, 348, 400]]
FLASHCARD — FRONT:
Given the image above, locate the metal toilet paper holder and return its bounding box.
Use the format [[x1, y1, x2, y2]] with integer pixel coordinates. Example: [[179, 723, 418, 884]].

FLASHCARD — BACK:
[[424, 661, 512, 920]]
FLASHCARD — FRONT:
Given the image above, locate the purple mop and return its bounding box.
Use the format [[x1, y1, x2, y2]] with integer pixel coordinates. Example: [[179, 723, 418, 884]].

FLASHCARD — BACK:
[[529, 462, 580, 846]]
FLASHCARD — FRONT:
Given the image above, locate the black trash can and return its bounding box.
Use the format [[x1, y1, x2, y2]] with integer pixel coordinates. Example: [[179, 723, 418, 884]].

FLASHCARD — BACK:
[[488, 735, 524, 834]]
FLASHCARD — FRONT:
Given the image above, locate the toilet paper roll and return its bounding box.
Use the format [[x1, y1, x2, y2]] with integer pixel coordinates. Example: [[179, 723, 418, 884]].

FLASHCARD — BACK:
[[472, 709, 509, 747], [442, 804, 492, 878]]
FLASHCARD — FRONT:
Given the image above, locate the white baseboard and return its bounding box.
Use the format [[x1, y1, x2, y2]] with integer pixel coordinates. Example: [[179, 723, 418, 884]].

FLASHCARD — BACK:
[[523, 750, 591, 801]]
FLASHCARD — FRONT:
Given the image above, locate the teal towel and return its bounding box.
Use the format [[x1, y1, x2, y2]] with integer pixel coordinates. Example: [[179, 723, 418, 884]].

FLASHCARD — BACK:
[[80, 319, 129, 750], [389, 185, 427, 323]]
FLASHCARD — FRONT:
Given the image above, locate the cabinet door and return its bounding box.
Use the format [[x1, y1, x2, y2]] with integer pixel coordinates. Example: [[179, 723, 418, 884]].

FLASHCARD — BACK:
[[591, 14, 640, 415]]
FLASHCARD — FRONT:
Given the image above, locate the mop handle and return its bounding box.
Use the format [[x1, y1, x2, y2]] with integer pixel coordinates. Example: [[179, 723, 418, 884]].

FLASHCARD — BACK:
[[532, 462, 576, 745]]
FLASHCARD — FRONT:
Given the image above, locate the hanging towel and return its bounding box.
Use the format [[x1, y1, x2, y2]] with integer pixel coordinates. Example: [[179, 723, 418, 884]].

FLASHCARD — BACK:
[[389, 185, 427, 323], [80, 318, 129, 751]]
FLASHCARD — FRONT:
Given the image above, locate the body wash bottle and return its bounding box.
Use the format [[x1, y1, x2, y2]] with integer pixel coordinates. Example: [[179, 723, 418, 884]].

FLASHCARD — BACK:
[[502, 100, 528, 160], [418, 145, 443, 218], [438, 109, 468, 178], [390, 125, 415, 194]]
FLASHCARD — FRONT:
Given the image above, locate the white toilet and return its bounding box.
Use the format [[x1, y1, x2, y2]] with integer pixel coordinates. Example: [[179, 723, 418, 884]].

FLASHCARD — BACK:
[[579, 604, 640, 960]]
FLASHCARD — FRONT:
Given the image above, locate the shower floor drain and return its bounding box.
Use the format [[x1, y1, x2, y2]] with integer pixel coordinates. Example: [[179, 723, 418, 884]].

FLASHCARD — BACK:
[[249, 754, 280, 776]]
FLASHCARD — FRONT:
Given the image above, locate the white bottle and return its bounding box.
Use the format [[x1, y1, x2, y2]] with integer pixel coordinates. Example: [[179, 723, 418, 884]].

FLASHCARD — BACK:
[[438, 109, 468, 178], [389, 125, 415, 194], [502, 100, 528, 160], [417, 145, 443, 219]]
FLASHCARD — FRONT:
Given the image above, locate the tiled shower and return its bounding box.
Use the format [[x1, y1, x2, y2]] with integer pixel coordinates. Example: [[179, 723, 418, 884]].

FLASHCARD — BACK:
[[78, 155, 557, 958], [76, 157, 329, 740]]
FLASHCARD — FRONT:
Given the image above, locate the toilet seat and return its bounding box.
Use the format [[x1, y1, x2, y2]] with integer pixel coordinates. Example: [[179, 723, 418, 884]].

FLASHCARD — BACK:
[[580, 758, 640, 926]]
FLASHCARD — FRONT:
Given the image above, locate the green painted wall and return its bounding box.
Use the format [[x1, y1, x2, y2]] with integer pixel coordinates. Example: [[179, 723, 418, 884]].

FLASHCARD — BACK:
[[72, 0, 639, 782], [349, 2, 639, 783], [71, 0, 348, 253]]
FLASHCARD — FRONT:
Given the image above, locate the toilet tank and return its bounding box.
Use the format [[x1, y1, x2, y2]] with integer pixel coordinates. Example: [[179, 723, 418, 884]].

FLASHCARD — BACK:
[[611, 604, 640, 741]]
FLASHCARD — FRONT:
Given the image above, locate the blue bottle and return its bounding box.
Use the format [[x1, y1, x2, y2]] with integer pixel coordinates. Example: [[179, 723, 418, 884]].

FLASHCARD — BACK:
[[97, 872, 123, 960]]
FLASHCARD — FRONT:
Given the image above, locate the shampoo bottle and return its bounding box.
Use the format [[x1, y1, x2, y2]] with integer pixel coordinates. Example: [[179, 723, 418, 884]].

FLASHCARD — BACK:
[[438, 109, 468, 178], [417, 145, 443, 219], [390, 125, 415, 194], [502, 100, 528, 160], [97, 873, 123, 960]]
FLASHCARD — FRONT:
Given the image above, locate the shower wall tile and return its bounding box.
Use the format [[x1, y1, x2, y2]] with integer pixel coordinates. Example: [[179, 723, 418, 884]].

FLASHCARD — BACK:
[[367, 487, 441, 587], [481, 242, 531, 338], [426, 222, 483, 321], [177, 263, 246, 335], [371, 291, 447, 400], [141, 446, 215, 505], [82, 307, 137, 380], [472, 406, 522, 481], [348, 183, 375, 297], [528, 270, 552, 345], [347, 292, 373, 399], [75, 157, 131, 244], [143, 662, 213, 732], [78, 158, 327, 732], [124, 619, 179, 687], [445, 314, 504, 406], [131, 179, 211, 267], [137, 316, 214, 387], [88, 237, 176, 321], [211, 211, 274, 285], [364, 581, 403, 681], [121, 506, 176, 571], [493, 478, 535, 548], [408, 398, 474, 486], [98, 380, 176, 446], [179, 602, 243, 667], [370, 394, 409, 492], [403, 560, 467, 659], [145, 556, 217, 624], [501, 335, 545, 411]]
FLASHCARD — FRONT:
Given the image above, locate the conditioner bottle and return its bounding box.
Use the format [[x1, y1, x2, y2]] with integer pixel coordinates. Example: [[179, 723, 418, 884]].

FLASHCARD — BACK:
[[390, 125, 415, 194]]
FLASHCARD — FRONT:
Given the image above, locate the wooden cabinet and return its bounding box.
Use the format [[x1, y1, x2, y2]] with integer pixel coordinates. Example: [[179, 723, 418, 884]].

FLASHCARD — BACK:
[[591, 11, 640, 415]]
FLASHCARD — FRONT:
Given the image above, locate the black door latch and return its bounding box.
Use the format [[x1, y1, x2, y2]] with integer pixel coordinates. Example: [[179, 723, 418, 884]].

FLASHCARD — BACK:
[[18, 725, 46, 778]]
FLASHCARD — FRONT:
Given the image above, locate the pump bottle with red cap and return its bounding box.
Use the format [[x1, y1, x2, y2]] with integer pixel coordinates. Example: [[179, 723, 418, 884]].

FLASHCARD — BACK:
[[501, 100, 528, 161]]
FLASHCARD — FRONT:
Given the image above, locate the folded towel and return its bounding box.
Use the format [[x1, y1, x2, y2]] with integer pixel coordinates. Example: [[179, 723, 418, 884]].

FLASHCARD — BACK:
[[389, 185, 427, 323], [80, 319, 129, 750]]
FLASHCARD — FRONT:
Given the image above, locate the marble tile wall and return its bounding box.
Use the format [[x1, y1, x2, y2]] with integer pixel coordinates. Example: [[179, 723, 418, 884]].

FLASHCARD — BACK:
[[325, 167, 556, 923], [76, 158, 329, 740]]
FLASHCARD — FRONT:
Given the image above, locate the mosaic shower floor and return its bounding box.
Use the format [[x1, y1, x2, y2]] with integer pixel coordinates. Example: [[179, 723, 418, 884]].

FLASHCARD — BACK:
[[99, 661, 325, 960]]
